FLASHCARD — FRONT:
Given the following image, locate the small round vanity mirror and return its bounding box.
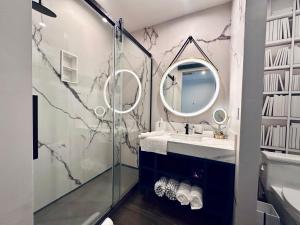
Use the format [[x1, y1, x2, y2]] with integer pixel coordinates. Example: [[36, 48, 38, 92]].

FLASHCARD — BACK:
[[213, 108, 228, 125], [94, 106, 106, 118], [160, 58, 220, 117]]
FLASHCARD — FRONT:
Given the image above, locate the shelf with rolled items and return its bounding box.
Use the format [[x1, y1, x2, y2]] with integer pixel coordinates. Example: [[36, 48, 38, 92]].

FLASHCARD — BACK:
[[138, 149, 235, 225]]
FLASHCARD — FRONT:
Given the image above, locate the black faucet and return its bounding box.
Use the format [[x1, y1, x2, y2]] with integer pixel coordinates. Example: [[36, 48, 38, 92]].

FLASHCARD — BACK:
[[185, 123, 189, 135]]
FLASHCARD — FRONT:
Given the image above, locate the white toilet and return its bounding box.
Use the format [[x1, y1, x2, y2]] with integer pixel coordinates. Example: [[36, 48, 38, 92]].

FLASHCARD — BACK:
[[261, 151, 300, 225]]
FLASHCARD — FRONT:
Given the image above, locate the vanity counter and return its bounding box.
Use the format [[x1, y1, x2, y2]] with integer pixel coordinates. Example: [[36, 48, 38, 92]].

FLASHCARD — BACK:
[[139, 132, 236, 164], [168, 136, 236, 164]]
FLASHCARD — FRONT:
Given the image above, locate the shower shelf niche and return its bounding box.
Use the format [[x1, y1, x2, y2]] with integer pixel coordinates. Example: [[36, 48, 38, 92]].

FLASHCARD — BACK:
[[60, 50, 78, 84]]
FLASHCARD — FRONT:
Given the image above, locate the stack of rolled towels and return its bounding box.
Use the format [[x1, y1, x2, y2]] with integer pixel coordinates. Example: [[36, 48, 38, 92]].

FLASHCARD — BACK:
[[189, 186, 203, 210], [176, 181, 192, 205], [165, 179, 179, 200], [154, 176, 168, 197], [154, 177, 203, 210]]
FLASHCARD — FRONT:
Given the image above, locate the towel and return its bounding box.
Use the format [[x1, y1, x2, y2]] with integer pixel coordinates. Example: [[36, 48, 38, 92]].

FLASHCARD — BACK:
[[140, 136, 168, 155], [138, 131, 165, 139], [176, 182, 192, 205], [101, 218, 114, 225], [154, 177, 168, 197], [165, 179, 179, 200], [190, 186, 203, 210]]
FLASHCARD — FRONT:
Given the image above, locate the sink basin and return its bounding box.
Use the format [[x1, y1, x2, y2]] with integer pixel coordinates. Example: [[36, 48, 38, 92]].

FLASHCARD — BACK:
[[170, 133, 202, 142]]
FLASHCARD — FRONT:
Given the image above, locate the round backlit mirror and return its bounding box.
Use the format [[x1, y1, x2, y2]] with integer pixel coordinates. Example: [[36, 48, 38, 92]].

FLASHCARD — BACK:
[[213, 108, 228, 125], [103, 69, 142, 114], [160, 58, 220, 117]]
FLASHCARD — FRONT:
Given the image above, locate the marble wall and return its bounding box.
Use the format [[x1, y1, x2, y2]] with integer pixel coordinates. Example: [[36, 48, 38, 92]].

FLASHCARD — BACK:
[[228, 0, 245, 136], [133, 3, 232, 129], [32, 0, 151, 211]]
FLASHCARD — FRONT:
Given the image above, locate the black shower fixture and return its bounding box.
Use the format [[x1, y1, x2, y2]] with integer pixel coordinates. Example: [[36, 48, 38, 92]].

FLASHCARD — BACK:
[[32, 0, 57, 18]]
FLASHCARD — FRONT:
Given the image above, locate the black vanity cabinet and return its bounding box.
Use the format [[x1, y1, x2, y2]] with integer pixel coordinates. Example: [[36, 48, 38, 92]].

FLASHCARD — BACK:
[[139, 150, 235, 225]]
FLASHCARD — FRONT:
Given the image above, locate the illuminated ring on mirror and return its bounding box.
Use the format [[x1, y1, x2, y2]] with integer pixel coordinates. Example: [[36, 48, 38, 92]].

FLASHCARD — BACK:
[[160, 58, 220, 117], [103, 69, 142, 114], [94, 106, 106, 118], [213, 108, 228, 125]]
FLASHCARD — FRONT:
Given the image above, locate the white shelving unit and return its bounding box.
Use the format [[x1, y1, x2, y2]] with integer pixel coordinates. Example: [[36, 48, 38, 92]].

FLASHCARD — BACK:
[[261, 0, 300, 155], [264, 65, 290, 71], [60, 50, 78, 84], [262, 116, 288, 120], [263, 91, 289, 94], [265, 38, 292, 47], [267, 11, 293, 22], [260, 145, 286, 151]]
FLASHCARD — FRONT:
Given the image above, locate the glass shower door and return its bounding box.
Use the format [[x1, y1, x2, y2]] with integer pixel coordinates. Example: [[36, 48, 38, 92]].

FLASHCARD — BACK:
[[112, 25, 152, 203], [32, 2, 151, 223], [32, 1, 115, 224]]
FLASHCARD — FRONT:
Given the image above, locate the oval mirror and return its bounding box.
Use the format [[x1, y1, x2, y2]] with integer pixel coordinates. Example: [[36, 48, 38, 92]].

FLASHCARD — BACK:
[[160, 58, 220, 117], [213, 108, 227, 125]]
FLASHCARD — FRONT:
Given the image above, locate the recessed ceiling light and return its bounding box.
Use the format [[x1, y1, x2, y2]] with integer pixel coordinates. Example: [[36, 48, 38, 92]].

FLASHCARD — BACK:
[[102, 17, 108, 23]]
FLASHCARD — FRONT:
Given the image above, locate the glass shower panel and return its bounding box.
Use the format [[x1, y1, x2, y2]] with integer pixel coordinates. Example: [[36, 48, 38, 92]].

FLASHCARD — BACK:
[[113, 28, 152, 200], [32, 0, 114, 224]]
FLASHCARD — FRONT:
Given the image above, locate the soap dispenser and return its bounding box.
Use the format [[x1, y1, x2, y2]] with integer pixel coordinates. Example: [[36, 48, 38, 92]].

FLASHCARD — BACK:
[[155, 118, 165, 131]]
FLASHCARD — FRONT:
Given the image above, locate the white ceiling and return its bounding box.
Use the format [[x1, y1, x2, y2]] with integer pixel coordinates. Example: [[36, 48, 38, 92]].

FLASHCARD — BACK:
[[97, 0, 232, 31]]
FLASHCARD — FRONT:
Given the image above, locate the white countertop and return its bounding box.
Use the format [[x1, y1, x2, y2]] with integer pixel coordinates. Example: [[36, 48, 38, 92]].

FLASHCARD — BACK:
[[140, 132, 236, 164], [167, 138, 236, 164], [168, 135, 235, 151]]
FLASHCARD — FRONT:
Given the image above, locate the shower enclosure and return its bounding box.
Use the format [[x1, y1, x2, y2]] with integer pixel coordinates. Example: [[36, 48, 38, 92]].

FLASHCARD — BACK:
[[32, 0, 152, 224]]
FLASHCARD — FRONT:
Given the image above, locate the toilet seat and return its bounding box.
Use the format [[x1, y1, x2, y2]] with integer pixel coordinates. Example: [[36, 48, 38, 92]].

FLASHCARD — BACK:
[[282, 187, 300, 219], [270, 185, 300, 222]]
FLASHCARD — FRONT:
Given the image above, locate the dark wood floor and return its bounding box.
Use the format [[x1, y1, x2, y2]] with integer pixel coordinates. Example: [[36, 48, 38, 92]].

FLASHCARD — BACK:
[[109, 188, 220, 225]]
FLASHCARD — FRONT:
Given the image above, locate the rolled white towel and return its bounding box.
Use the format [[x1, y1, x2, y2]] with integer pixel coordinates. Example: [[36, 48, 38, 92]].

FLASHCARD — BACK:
[[176, 182, 192, 205], [101, 218, 114, 225], [165, 179, 179, 200], [138, 131, 165, 139], [154, 177, 168, 197], [190, 186, 203, 210]]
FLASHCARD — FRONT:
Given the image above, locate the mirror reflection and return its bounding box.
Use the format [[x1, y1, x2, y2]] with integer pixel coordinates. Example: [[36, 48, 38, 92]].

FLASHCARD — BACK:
[[213, 108, 227, 124], [104, 69, 142, 114], [160, 59, 219, 117]]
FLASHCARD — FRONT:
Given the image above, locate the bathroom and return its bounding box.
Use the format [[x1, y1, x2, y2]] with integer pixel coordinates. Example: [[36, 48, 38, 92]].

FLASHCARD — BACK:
[[1, 0, 299, 225]]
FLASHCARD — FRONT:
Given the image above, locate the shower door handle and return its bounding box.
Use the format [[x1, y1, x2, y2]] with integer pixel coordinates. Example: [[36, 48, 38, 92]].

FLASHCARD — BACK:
[[33, 95, 38, 160]]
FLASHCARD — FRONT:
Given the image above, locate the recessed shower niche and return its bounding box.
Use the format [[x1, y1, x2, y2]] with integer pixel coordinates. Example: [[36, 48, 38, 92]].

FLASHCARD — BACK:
[[60, 50, 78, 84]]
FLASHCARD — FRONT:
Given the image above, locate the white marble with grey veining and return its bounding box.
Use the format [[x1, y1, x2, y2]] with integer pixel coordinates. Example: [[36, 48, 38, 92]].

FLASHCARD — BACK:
[[133, 3, 232, 130]]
